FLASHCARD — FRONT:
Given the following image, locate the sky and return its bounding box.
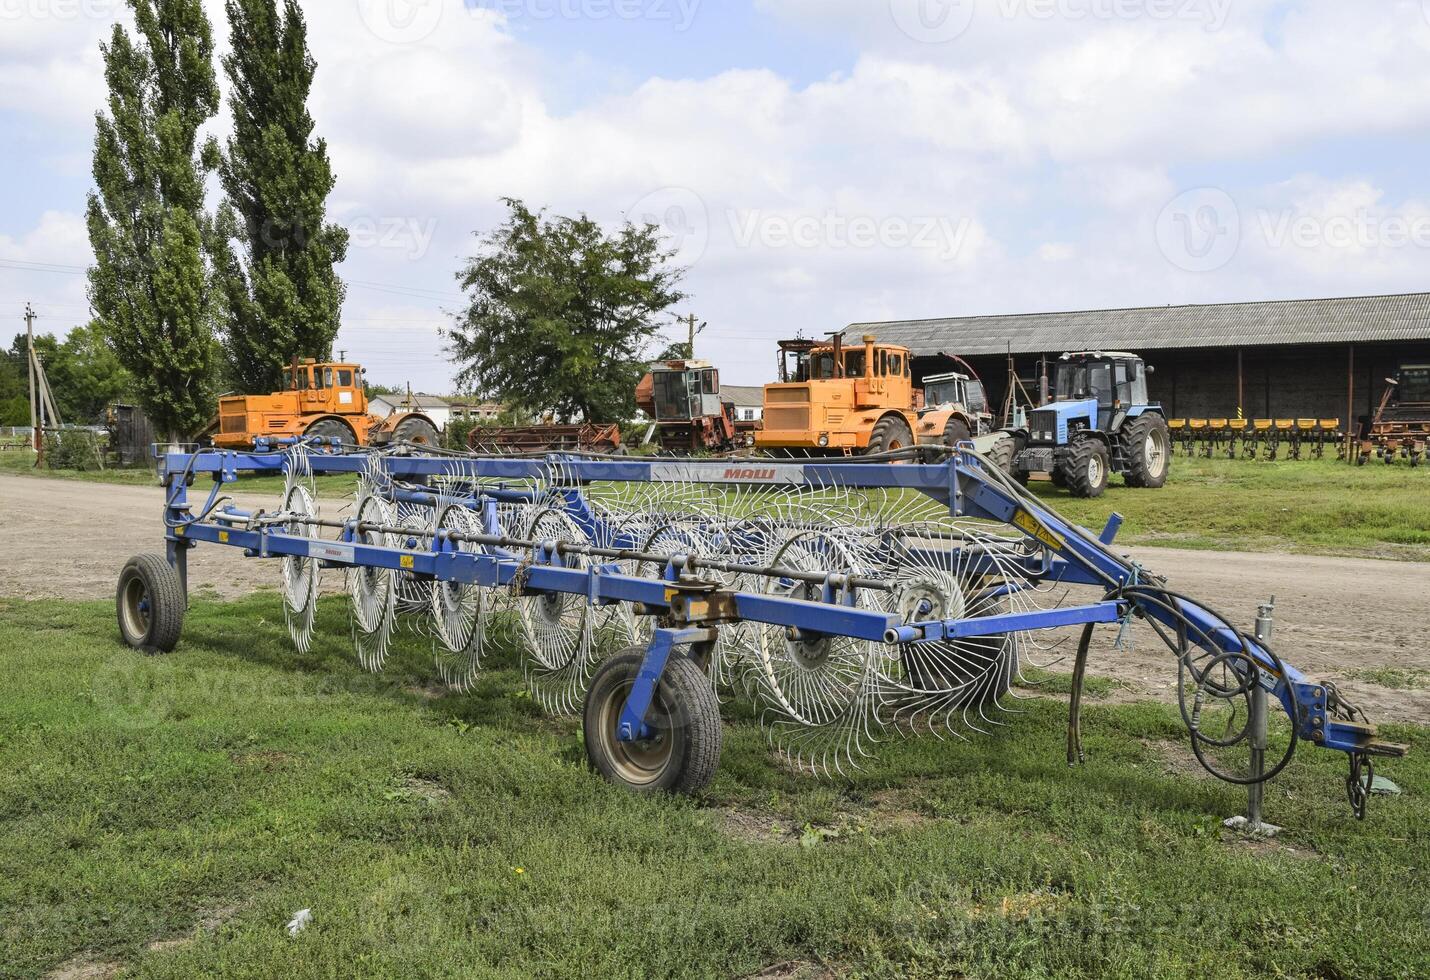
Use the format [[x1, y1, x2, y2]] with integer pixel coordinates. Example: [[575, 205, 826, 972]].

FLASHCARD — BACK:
[[2, 0, 1430, 391]]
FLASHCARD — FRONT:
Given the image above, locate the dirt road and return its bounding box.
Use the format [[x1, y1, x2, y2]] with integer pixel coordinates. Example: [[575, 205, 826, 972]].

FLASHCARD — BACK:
[[2, 473, 1425, 720]]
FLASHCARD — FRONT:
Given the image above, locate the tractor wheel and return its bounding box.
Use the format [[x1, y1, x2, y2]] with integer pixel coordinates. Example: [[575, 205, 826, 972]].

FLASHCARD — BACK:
[[116, 554, 185, 654], [392, 415, 440, 448], [583, 648, 722, 795], [866, 415, 914, 456], [1050, 467, 1067, 488], [942, 416, 972, 449], [1062, 439, 1110, 498], [984, 432, 1016, 476], [1122, 414, 1171, 489], [304, 417, 355, 448]]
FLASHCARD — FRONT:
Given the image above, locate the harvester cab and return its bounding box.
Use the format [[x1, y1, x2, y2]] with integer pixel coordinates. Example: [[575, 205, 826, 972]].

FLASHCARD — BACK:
[[634, 360, 756, 453], [1010, 350, 1170, 497]]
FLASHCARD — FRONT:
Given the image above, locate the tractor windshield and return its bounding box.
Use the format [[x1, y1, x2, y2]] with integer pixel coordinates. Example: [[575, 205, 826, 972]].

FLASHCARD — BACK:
[[1055, 361, 1113, 406], [923, 379, 962, 407]]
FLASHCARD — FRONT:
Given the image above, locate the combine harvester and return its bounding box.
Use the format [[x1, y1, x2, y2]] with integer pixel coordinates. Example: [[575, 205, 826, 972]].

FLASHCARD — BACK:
[[116, 441, 1404, 820]]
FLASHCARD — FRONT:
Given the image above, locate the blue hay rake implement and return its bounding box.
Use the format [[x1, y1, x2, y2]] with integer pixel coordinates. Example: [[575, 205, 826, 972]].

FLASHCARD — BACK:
[[116, 442, 1405, 817]]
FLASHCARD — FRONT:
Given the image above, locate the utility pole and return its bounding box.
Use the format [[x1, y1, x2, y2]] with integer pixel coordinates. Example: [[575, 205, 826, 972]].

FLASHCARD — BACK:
[[682, 313, 706, 359], [24, 303, 39, 462]]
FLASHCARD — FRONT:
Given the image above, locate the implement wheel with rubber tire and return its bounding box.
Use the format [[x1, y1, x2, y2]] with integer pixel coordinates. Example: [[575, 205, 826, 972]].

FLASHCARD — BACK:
[[392, 415, 441, 447], [942, 416, 972, 449], [304, 417, 355, 448], [1122, 414, 1171, 488], [583, 647, 722, 795], [116, 554, 185, 654], [1062, 438, 1110, 498], [865, 415, 914, 456]]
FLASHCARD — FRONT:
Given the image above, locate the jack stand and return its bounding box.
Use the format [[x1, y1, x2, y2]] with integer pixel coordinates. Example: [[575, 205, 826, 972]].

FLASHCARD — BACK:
[[1225, 597, 1283, 838]]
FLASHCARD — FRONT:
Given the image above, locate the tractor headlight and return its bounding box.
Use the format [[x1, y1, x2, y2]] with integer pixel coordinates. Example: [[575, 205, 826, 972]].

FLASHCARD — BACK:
[[817, 433, 830, 447]]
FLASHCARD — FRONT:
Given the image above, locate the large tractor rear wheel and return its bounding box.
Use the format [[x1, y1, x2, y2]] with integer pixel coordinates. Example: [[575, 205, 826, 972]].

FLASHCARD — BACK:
[[1062, 438, 1110, 498], [392, 415, 440, 448], [942, 415, 972, 448], [866, 415, 914, 456], [1122, 414, 1170, 488], [305, 417, 355, 448]]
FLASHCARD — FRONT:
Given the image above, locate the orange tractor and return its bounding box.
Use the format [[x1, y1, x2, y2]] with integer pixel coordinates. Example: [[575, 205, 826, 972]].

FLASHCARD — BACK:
[[212, 359, 441, 450], [756, 334, 987, 455]]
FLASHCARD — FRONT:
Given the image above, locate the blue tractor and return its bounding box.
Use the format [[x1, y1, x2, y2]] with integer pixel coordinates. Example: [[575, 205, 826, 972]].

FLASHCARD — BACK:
[[1009, 351, 1171, 498]]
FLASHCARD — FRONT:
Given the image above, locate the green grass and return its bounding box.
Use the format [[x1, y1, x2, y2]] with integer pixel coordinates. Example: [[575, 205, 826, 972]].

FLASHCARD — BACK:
[[1, 594, 1426, 979], [1344, 667, 1430, 690], [1029, 453, 1430, 561]]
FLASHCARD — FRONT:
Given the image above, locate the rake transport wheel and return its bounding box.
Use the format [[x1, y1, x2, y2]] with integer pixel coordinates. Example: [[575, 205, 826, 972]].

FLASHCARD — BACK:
[[116, 554, 185, 654], [1122, 414, 1171, 488], [583, 648, 722, 795], [866, 415, 914, 455], [1061, 438, 1110, 498]]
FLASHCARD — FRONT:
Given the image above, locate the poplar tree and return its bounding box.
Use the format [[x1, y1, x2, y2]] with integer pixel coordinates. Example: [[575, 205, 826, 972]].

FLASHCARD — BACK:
[[210, 0, 348, 393], [86, 0, 220, 442]]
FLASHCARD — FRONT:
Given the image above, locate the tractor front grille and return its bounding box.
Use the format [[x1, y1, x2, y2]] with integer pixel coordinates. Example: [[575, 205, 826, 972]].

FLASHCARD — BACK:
[[765, 386, 809, 404], [220, 414, 246, 434], [1029, 409, 1059, 445], [765, 406, 810, 431]]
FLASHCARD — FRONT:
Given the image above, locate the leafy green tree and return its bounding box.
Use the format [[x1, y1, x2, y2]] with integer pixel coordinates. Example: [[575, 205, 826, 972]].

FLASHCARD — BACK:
[[209, 0, 348, 393], [0, 346, 28, 426], [447, 199, 686, 422], [86, 0, 220, 441], [7, 325, 134, 424]]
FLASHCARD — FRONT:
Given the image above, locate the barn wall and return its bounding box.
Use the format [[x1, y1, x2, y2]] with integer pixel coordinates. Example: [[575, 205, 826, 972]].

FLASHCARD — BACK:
[[914, 341, 1429, 432]]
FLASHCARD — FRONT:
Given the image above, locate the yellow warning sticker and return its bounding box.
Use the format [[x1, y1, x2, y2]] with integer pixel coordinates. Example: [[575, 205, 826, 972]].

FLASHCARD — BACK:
[[400, 555, 415, 569], [1011, 508, 1065, 550], [218, 530, 229, 543]]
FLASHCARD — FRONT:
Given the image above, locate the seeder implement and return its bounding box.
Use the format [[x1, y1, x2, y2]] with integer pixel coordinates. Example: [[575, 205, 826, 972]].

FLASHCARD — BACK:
[[115, 442, 1406, 819]]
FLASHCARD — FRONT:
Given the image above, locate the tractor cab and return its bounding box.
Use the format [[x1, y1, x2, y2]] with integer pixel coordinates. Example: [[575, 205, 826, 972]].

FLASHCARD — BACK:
[[1046, 351, 1151, 434], [284, 359, 368, 417], [920, 372, 987, 417]]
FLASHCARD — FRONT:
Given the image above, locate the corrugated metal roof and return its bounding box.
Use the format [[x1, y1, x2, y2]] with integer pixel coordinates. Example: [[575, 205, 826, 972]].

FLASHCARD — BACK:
[[844, 292, 1430, 357], [721, 384, 764, 407]]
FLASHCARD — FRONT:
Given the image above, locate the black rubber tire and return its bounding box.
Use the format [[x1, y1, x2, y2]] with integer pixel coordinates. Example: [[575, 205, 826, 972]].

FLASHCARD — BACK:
[[304, 417, 356, 447], [1050, 467, 1067, 488], [865, 415, 914, 455], [942, 416, 972, 448], [1062, 438, 1110, 498], [985, 432, 1016, 475], [1122, 414, 1171, 489], [116, 553, 185, 654], [393, 415, 440, 447], [583, 648, 722, 795]]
